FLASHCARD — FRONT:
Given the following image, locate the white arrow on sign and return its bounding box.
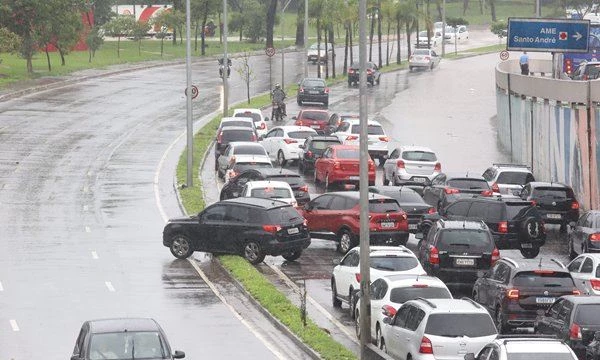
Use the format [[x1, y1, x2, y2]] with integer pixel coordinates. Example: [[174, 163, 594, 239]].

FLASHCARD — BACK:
[[573, 32, 583, 41]]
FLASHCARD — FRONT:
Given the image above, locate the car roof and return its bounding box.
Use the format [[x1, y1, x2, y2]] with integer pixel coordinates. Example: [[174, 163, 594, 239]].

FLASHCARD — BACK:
[[437, 219, 488, 230], [496, 338, 574, 353], [228, 141, 264, 148], [323, 191, 390, 201], [350, 245, 414, 255], [501, 257, 568, 271], [369, 185, 420, 195], [300, 77, 326, 82], [441, 172, 487, 181], [231, 154, 271, 163], [527, 181, 570, 189], [574, 253, 600, 260], [299, 109, 328, 114], [244, 180, 292, 189], [329, 144, 359, 151], [383, 274, 447, 287], [454, 196, 531, 205], [490, 163, 532, 172], [233, 108, 261, 114], [560, 294, 600, 304], [220, 126, 254, 131], [88, 318, 160, 333], [399, 145, 435, 153], [409, 298, 486, 313], [341, 118, 382, 126], [221, 117, 253, 123], [223, 197, 291, 209]]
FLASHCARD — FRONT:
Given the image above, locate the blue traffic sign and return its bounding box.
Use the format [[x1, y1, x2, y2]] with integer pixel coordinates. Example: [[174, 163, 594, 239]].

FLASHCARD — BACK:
[[508, 18, 590, 53]]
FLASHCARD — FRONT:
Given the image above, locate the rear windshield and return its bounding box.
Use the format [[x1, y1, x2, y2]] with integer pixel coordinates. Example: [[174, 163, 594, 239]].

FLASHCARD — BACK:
[[532, 187, 571, 200], [425, 313, 496, 337], [505, 203, 537, 220], [266, 206, 303, 224], [222, 121, 252, 128], [233, 162, 272, 172], [369, 199, 401, 213], [250, 187, 292, 199], [447, 179, 490, 190], [585, 64, 600, 79], [350, 124, 385, 135], [234, 145, 266, 155], [302, 80, 325, 87], [301, 111, 328, 121], [512, 271, 575, 287], [389, 287, 452, 304], [336, 149, 359, 159], [289, 131, 316, 140], [497, 171, 532, 185], [265, 175, 302, 186], [402, 151, 437, 162], [438, 230, 493, 252], [574, 304, 600, 325], [222, 130, 255, 142], [413, 49, 430, 55], [235, 112, 261, 122], [379, 190, 423, 203], [311, 140, 340, 150], [371, 256, 419, 272]]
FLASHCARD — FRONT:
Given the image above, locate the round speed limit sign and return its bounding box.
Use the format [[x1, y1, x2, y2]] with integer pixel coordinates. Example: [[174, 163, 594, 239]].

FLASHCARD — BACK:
[[500, 50, 509, 61], [265, 47, 276, 57], [185, 85, 199, 99]]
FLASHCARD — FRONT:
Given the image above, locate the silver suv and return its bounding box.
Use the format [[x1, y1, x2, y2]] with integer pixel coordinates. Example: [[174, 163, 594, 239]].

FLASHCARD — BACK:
[[466, 337, 578, 360], [482, 163, 535, 195], [382, 146, 441, 186]]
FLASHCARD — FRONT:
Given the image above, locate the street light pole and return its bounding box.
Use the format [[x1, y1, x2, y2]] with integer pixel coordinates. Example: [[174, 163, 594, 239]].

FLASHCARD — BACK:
[[222, 0, 229, 117], [185, 0, 193, 187], [281, 0, 293, 87], [441, 0, 446, 56], [304, 0, 308, 77]]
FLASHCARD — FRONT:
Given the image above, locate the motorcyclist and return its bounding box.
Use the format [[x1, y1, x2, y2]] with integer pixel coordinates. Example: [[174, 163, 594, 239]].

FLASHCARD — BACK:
[[271, 83, 287, 116], [218, 57, 232, 78]]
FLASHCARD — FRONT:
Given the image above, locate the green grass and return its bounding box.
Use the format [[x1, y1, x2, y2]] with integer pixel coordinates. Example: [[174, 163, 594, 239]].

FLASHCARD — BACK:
[[219, 255, 357, 360]]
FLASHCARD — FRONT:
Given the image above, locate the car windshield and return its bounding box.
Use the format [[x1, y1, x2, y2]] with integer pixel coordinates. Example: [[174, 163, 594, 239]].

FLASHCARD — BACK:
[[438, 229, 493, 252], [311, 140, 340, 150], [413, 49, 430, 55], [222, 130, 255, 142], [301, 111, 328, 121], [336, 149, 360, 159], [369, 199, 401, 213], [512, 271, 575, 287], [301, 80, 325, 88], [350, 124, 385, 135], [89, 332, 165, 360], [234, 145, 266, 155], [447, 179, 490, 190], [497, 171, 532, 185], [371, 256, 419, 271], [575, 304, 600, 325], [402, 151, 437, 162], [250, 187, 292, 199], [389, 286, 452, 304], [266, 206, 303, 224], [425, 313, 496, 337], [533, 187, 570, 200], [288, 131, 316, 139], [235, 112, 261, 122]]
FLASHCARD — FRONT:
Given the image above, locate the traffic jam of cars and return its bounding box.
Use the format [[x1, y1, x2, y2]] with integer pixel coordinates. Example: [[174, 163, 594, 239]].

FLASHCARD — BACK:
[[159, 71, 600, 360]]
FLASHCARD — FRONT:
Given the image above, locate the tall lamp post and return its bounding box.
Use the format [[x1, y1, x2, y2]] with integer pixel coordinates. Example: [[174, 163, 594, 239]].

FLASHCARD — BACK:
[[304, 0, 308, 77], [281, 0, 294, 87], [222, 0, 229, 117], [441, 0, 445, 56], [185, 0, 193, 187]]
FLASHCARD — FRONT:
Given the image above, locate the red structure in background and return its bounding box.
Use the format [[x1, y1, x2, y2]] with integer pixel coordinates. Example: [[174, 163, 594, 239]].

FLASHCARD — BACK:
[[45, 10, 94, 52]]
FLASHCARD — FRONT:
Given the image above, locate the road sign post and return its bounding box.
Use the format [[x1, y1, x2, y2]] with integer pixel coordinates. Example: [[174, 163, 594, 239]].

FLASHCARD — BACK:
[[507, 18, 590, 53], [266, 47, 275, 94]]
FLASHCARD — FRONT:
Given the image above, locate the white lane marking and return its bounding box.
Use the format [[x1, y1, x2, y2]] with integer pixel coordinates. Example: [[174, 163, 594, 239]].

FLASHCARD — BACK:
[[83, 186, 89, 193], [9, 320, 19, 331], [154, 130, 187, 222], [265, 262, 360, 345], [91, 251, 99, 259], [83, 205, 89, 211], [187, 259, 287, 360], [85, 226, 91, 233], [0, 281, 3, 291], [105, 281, 115, 292]]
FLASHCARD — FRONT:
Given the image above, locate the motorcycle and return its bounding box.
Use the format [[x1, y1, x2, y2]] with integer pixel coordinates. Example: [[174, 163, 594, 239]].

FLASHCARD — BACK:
[[271, 101, 285, 122], [218, 58, 231, 78]]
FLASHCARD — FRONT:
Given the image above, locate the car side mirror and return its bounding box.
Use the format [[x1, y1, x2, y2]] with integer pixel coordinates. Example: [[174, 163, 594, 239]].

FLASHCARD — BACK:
[[464, 354, 475, 360], [299, 144, 305, 149], [264, 116, 270, 122], [569, 221, 576, 228], [292, 116, 297, 120], [415, 233, 423, 240], [173, 350, 186, 359], [595, 331, 600, 341]]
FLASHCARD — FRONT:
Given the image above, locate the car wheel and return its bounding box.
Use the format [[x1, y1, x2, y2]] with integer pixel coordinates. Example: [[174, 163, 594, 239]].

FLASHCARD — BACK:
[[409, 66, 414, 71], [170, 234, 194, 259], [325, 173, 331, 190], [496, 307, 509, 334], [298, 161, 305, 175], [331, 278, 342, 308], [348, 81, 352, 87], [243, 241, 266, 264], [379, 337, 386, 353], [520, 217, 544, 240], [383, 172, 389, 186], [520, 246, 540, 259], [355, 310, 361, 340], [282, 249, 302, 261], [569, 235, 577, 260], [338, 229, 355, 254], [277, 150, 286, 167], [349, 289, 356, 319], [376, 326, 384, 349], [314, 168, 320, 184]]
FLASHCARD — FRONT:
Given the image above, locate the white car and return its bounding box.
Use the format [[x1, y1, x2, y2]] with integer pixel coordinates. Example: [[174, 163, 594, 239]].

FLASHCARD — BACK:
[[408, 48, 441, 71], [354, 274, 452, 346], [216, 141, 270, 179], [445, 25, 469, 42], [259, 126, 317, 166], [233, 108, 269, 138], [330, 119, 389, 165], [382, 146, 441, 186], [223, 156, 273, 183], [307, 43, 333, 63], [331, 246, 425, 316], [417, 30, 443, 47], [379, 298, 497, 359], [482, 163, 535, 194], [467, 337, 578, 360], [567, 253, 600, 295], [240, 180, 297, 206]]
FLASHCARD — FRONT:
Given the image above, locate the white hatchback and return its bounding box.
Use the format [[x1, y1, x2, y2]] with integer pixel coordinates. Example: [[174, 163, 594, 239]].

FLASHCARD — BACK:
[[567, 253, 600, 295], [382, 146, 441, 186], [240, 180, 297, 206], [330, 119, 389, 164], [233, 108, 269, 137], [216, 141, 270, 179], [260, 126, 317, 166]]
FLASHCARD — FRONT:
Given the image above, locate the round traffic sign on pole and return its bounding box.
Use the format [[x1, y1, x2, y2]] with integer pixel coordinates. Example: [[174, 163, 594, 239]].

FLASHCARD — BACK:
[[265, 47, 276, 57], [185, 85, 199, 99], [500, 50, 509, 61]]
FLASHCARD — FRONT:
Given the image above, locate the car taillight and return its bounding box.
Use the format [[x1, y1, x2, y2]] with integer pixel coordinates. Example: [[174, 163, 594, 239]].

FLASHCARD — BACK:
[[434, 162, 441, 171], [498, 221, 508, 233], [429, 246, 439, 265], [396, 160, 405, 168], [349, 69, 355, 74], [346, 135, 358, 141], [590, 279, 600, 291], [481, 190, 493, 196], [571, 201, 580, 210], [534, 270, 555, 274], [584, 74, 589, 80], [491, 248, 500, 265], [262, 224, 282, 233], [325, 88, 330, 94], [284, 138, 298, 144], [492, 182, 500, 193], [302, 219, 308, 226], [368, 161, 375, 171], [590, 233, 600, 241], [217, 131, 223, 143], [506, 288, 520, 300], [570, 323, 582, 340], [306, 150, 313, 158], [299, 87, 305, 93], [409, 56, 414, 61], [379, 136, 389, 142], [444, 188, 459, 194], [428, 207, 436, 214], [299, 185, 308, 192], [367, 69, 373, 75], [573, 289, 581, 295], [419, 336, 433, 354], [334, 161, 341, 170], [381, 305, 397, 318], [259, 122, 266, 129], [531, 200, 537, 206], [355, 273, 361, 282]]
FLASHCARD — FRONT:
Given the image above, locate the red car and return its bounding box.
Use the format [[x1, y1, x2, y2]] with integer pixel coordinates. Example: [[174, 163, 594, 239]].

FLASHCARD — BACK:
[[293, 109, 329, 134], [314, 145, 375, 189], [298, 191, 410, 253]]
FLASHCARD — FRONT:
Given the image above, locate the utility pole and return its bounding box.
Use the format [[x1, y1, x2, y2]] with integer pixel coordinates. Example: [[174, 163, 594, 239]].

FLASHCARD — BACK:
[[185, 0, 193, 187], [441, 0, 446, 56], [222, 0, 229, 117], [304, 0, 309, 77], [281, 0, 294, 87]]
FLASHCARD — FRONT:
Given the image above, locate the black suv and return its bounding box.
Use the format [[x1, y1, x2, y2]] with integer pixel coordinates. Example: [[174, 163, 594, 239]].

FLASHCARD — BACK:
[[472, 257, 579, 334], [419, 196, 546, 258], [536, 295, 600, 358], [518, 182, 580, 232], [214, 126, 257, 166], [298, 135, 342, 174], [348, 61, 381, 86], [162, 197, 310, 264], [416, 219, 498, 289], [220, 168, 311, 205], [422, 172, 493, 211]]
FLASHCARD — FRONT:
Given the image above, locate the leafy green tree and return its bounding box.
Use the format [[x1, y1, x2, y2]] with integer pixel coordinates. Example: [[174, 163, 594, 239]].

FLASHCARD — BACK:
[[160, 9, 185, 44], [0, 27, 20, 70], [44, 0, 85, 67], [490, 20, 507, 42], [86, 26, 104, 62], [103, 15, 135, 57], [131, 19, 151, 56], [90, 0, 115, 26], [235, 52, 255, 103]]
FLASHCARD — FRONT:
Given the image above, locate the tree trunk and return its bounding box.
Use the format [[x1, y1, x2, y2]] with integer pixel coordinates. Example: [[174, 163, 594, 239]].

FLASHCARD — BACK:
[[265, 0, 278, 48], [89, 49, 92, 63], [201, 14, 208, 56], [343, 24, 349, 74], [138, 39, 141, 56], [161, 38, 164, 57], [436, 1, 443, 22], [406, 22, 411, 60], [329, 25, 336, 78], [59, 48, 66, 66], [194, 21, 199, 52], [463, 0, 469, 15], [479, 0, 484, 15], [377, 3, 382, 68], [369, 10, 375, 61], [490, 0, 497, 22], [45, 47, 51, 71], [325, 29, 329, 79], [396, 17, 401, 64], [386, 20, 390, 66], [117, 36, 121, 58], [172, 27, 177, 45], [349, 22, 353, 64], [295, 0, 305, 46]]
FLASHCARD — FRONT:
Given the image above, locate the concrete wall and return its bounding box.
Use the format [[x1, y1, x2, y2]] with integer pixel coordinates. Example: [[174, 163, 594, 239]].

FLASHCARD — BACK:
[[495, 60, 600, 209]]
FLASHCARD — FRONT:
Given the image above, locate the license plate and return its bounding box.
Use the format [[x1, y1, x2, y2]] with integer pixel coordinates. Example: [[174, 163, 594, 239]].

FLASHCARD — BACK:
[[408, 224, 418, 230], [547, 213, 562, 219], [412, 177, 427, 183], [311, 125, 320, 129], [287, 227, 299, 234], [455, 258, 475, 266], [349, 176, 360, 180], [380, 222, 395, 228], [309, 91, 319, 94], [521, 243, 533, 248], [536, 297, 556, 304]]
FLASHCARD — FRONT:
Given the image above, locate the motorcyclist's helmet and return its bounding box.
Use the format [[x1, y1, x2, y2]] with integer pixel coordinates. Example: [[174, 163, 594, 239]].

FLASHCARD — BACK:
[[275, 83, 281, 88]]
